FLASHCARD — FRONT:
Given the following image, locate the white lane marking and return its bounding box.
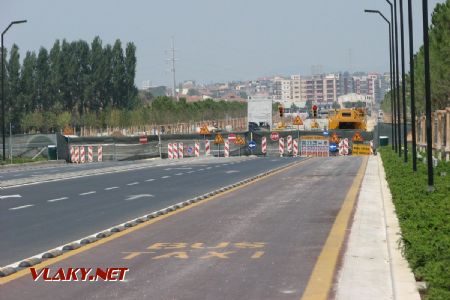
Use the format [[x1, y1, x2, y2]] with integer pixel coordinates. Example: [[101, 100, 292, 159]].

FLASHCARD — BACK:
[[105, 186, 119, 191], [9, 204, 34, 211], [47, 197, 68, 203], [175, 173, 183, 176], [13, 174, 24, 177], [225, 170, 239, 174], [186, 171, 195, 174], [79, 191, 96, 196], [127, 182, 139, 186], [125, 194, 154, 201], [206, 167, 212, 170], [0, 194, 22, 199], [223, 164, 229, 166], [198, 168, 205, 171], [161, 176, 170, 179], [145, 179, 155, 182]]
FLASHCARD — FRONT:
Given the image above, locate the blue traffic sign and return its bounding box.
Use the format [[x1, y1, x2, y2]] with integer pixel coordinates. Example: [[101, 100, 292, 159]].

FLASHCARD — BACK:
[[323, 131, 329, 136], [248, 140, 257, 150], [187, 146, 193, 154], [329, 143, 337, 152]]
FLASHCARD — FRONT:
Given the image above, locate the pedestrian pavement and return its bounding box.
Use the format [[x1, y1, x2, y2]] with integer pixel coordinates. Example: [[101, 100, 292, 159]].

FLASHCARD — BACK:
[[334, 155, 420, 300]]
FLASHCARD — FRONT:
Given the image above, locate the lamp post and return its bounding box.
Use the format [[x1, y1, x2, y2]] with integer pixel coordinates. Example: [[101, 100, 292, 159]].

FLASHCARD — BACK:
[[364, 9, 393, 150], [399, 0, 408, 162], [385, 0, 398, 153], [407, 0, 417, 172], [421, 0, 433, 189], [1, 19, 27, 161], [393, 0, 402, 158]]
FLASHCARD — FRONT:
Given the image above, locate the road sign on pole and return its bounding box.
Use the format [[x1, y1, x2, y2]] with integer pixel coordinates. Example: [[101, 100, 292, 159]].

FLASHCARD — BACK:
[[248, 140, 256, 150]]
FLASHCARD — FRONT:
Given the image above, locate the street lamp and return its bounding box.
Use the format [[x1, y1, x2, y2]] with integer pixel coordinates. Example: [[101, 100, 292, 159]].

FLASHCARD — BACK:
[[399, 0, 408, 163], [392, 0, 402, 158], [385, 0, 398, 153], [407, 0, 417, 172], [364, 9, 393, 150], [1, 19, 27, 161], [421, 0, 433, 189]]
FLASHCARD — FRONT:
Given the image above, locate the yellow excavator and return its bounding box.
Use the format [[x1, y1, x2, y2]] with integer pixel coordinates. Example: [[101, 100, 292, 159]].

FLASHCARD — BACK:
[[328, 108, 367, 130]]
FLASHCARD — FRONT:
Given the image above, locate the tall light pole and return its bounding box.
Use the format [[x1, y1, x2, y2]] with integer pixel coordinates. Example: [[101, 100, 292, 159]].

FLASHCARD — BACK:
[[393, 0, 402, 158], [421, 0, 433, 189], [407, 0, 417, 172], [364, 9, 394, 150], [1, 19, 27, 161], [399, 0, 408, 162], [386, 0, 398, 153]]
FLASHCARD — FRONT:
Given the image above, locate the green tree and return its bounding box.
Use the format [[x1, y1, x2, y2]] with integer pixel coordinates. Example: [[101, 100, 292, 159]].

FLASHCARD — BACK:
[[36, 47, 51, 110]]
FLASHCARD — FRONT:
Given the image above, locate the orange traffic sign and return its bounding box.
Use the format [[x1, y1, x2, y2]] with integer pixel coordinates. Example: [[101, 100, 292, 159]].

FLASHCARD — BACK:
[[235, 135, 246, 145], [293, 116, 303, 126], [199, 125, 210, 135], [214, 133, 225, 145]]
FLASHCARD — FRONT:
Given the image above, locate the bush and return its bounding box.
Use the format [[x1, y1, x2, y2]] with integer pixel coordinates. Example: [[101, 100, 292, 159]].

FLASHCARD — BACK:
[[380, 148, 450, 299]]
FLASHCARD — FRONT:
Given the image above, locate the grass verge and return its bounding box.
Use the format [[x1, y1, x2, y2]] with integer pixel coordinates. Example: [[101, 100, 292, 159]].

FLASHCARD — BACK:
[[380, 147, 450, 300]]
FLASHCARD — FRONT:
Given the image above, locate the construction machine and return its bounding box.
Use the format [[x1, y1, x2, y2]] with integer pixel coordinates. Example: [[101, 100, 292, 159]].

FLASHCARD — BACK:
[[328, 108, 367, 130]]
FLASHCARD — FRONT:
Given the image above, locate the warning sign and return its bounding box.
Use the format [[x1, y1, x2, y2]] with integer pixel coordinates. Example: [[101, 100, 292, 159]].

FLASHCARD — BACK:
[[235, 135, 246, 145], [352, 131, 364, 142], [214, 134, 225, 145], [200, 125, 210, 135], [293, 116, 303, 126], [352, 144, 371, 155], [300, 136, 329, 157]]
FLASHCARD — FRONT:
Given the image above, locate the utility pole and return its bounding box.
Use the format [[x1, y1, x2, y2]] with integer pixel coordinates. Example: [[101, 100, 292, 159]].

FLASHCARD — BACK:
[[167, 36, 178, 100]]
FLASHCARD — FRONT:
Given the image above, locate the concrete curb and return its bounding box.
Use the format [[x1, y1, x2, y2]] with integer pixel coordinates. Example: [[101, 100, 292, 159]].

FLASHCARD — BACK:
[[0, 158, 307, 278]]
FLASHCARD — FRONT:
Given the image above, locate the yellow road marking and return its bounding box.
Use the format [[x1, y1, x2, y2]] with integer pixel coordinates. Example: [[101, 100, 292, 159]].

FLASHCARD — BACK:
[[251, 251, 265, 259], [0, 158, 311, 285], [152, 252, 189, 260], [300, 156, 368, 300], [200, 251, 235, 259]]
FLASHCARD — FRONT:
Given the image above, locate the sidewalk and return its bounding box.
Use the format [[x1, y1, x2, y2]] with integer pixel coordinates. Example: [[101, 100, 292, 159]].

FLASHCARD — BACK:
[[334, 155, 420, 300]]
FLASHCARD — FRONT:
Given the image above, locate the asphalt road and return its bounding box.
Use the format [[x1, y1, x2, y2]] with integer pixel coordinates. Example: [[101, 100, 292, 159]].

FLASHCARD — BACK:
[[0, 156, 299, 266], [0, 156, 364, 300]]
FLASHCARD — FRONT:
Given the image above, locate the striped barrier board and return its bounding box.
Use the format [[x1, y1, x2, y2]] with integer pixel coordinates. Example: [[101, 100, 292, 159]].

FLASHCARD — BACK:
[[261, 136, 267, 154], [173, 143, 178, 159], [80, 146, 86, 163], [178, 142, 184, 159], [98, 145, 103, 162], [224, 140, 229, 158], [287, 135, 292, 153], [293, 140, 298, 157], [88, 146, 93, 163], [205, 140, 210, 156], [279, 138, 285, 157], [168, 143, 173, 159], [195, 142, 200, 157]]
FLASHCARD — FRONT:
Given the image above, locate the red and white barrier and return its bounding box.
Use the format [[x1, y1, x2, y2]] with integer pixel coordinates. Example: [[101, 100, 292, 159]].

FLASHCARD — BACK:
[[205, 140, 210, 156], [279, 138, 285, 157], [97, 145, 103, 162], [74, 146, 80, 163], [287, 135, 292, 153], [88, 146, 93, 163], [80, 146, 86, 163], [195, 142, 200, 157], [293, 140, 298, 157], [261, 136, 267, 154], [173, 143, 178, 159], [168, 143, 173, 159], [70, 146, 75, 163], [339, 138, 349, 156], [224, 140, 229, 157], [178, 142, 184, 159]]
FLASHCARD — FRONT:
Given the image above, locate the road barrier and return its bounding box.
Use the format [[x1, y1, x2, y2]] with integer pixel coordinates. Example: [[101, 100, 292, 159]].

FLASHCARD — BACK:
[[98, 145, 103, 162], [179, 143, 184, 159], [173, 143, 178, 159], [74, 146, 80, 163], [70, 146, 75, 163], [287, 135, 292, 153], [168, 143, 173, 159], [195, 142, 200, 157], [205, 140, 210, 156], [293, 140, 298, 157], [88, 146, 93, 162], [80, 146, 86, 163], [279, 138, 285, 157], [261, 136, 267, 154], [224, 140, 229, 158]]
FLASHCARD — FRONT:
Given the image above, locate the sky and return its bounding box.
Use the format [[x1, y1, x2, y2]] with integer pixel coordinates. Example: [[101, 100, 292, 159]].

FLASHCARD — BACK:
[[1, 0, 446, 88]]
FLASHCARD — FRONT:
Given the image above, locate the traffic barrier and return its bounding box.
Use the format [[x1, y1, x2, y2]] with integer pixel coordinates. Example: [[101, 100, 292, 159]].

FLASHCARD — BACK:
[[224, 140, 229, 157], [178, 142, 184, 159], [173, 143, 178, 159], [70, 146, 75, 163], [261, 136, 267, 154], [339, 138, 349, 156], [205, 140, 210, 156], [88, 146, 93, 163], [370, 140, 374, 155], [168, 143, 173, 159], [293, 140, 298, 157], [98, 145, 103, 162], [74, 146, 80, 164], [287, 135, 292, 153], [195, 142, 200, 157], [279, 138, 285, 157], [80, 146, 86, 163]]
